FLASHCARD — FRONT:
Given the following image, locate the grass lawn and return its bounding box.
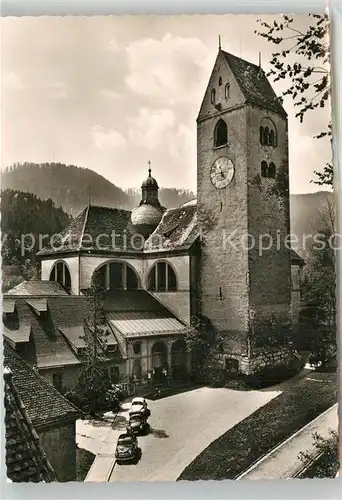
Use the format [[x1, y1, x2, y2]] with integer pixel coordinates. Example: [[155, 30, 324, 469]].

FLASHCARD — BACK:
[[178, 371, 337, 481]]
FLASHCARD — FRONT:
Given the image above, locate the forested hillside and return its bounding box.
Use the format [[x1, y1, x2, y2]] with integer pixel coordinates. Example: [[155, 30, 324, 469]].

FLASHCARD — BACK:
[[1, 189, 71, 289], [2, 163, 196, 215]]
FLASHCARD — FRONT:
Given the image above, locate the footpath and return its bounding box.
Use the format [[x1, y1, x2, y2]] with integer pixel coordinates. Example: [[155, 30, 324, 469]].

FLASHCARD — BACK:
[[237, 403, 338, 480], [76, 410, 121, 483]]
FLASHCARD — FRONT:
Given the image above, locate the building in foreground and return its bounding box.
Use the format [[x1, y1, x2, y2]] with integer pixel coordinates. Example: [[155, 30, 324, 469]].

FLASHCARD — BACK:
[[4, 345, 81, 481]]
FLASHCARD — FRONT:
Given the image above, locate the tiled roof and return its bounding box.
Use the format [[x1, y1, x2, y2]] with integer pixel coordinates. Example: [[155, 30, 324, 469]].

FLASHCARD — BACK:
[[3, 298, 81, 369], [37, 202, 199, 257], [4, 367, 56, 483], [47, 297, 88, 350], [103, 290, 170, 313], [222, 51, 287, 117], [144, 204, 198, 252], [37, 205, 140, 256], [3, 300, 32, 345], [3, 299, 16, 313], [7, 280, 69, 296], [25, 299, 47, 314], [37, 208, 89, 256], [4, 345, 80, 428]]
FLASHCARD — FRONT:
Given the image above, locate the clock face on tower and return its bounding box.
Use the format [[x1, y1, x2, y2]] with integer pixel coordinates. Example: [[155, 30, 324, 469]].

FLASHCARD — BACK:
[[210, 156, 235, 189]]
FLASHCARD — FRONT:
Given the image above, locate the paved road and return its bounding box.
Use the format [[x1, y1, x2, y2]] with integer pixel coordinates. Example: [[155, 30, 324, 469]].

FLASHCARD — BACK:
[[239, 403, 338, 480], [108, 386, 280, 482]]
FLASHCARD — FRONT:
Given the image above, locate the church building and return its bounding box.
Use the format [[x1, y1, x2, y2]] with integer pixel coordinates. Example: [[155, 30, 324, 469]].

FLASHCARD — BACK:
[[3, 48, 304, 389]]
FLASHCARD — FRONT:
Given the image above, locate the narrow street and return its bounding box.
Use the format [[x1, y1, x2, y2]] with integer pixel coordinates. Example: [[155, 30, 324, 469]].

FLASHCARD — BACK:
[[108, 386, 280, 482], [77, 385, 280, 482]]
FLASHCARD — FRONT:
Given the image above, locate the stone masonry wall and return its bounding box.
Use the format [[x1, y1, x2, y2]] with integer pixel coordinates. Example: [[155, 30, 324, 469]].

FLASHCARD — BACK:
[[197, 106, 249, 353], [38, 422, 77, 482], [246, 105, 291, 325]]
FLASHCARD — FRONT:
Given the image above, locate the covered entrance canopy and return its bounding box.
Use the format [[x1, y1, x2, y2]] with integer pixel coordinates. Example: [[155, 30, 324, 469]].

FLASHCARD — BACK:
[[104, 291, 191, 381]]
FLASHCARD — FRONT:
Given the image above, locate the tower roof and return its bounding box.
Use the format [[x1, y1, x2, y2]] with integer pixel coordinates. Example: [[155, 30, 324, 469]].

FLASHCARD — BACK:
[[141, 165, 159, 189], [221, 50, 287, 117]]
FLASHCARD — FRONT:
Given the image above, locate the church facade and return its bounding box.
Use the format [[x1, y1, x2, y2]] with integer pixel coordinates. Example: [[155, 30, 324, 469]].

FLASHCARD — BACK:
[[3, 48, 304, 389]]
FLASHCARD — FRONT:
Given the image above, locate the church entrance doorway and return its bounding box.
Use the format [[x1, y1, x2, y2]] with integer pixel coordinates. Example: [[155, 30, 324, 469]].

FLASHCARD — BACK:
[[151, 342, 168, 382], [171, 339, 188, 381]]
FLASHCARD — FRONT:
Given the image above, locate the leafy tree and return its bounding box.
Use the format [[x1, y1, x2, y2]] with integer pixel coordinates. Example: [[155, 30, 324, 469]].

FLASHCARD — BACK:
[[65, 274, 116, 417], [300, 201, 336, 367], [1, 189, 71, 289], [298, 430, 339, 478], [256, 14, 332, 186], [185, 315, 225, 386]]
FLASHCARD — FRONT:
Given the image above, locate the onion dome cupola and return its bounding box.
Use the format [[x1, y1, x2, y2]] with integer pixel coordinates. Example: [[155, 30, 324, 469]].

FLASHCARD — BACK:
[[141, 162, 160, 206], [131, 161, 164, 239]]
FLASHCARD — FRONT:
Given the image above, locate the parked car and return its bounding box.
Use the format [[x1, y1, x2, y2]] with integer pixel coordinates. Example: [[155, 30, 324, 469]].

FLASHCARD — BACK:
[[129, 397, 150, 416], [115, 433, 138, 464], [127, 411, 148, 435]]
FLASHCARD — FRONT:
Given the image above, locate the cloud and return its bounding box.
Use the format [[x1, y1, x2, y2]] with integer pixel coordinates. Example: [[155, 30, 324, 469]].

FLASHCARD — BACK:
[[125, 33, 211, 105], [128, 107, 175, 150], [91, 125, 126, 150], [3, 72, 28, 90], [100, 89, 122, 99], [106, 39, 121, 52], [48, 82, 69, 99]]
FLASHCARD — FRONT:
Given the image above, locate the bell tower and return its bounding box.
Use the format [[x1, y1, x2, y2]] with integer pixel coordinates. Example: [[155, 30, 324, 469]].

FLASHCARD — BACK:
[[197, 48, 291, 369]]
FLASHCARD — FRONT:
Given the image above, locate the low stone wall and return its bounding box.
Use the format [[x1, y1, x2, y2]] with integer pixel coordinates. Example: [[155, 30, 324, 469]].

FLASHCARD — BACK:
[[222, 346, 297, 376]]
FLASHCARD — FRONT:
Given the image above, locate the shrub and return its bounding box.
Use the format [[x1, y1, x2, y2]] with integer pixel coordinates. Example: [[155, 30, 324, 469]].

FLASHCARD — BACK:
[[245, 364, 301, 389]]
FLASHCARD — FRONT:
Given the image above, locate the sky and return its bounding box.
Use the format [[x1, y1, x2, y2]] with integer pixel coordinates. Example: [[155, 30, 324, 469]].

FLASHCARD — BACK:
[[1, 14, 332, 194]]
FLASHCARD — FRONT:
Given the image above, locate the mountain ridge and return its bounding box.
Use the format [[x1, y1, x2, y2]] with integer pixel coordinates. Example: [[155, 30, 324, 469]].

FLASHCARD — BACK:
[[1, 163, 334, 259]]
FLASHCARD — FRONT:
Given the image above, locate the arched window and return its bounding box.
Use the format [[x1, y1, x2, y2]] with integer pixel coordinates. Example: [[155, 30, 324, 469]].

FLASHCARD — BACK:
[[261, 161, 268, 178], [211, 89, 216, 104], [147, 262, 177, 292], [92, 262, 139, 291], [269, 130, 275, 147], [49, 261, 71, 292], [260, 118, 277, 148], [214, 119, 228, 147], [225, 83, 230, 99], [218, 76, 222, 86], [268, 162, 276, 179], [133, 341, 142, 355]]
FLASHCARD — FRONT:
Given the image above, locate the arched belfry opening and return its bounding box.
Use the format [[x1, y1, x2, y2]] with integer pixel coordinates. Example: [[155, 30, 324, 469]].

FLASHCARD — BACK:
[[214, 119, 228, 147]]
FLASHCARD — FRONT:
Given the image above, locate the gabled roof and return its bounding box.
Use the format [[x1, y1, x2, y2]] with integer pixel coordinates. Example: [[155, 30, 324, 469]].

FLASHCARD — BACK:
[[222, 51, 287, 117], [4, 345, 80, 428], [7, 280, 69, 296], [4, 367, 56, 483]]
